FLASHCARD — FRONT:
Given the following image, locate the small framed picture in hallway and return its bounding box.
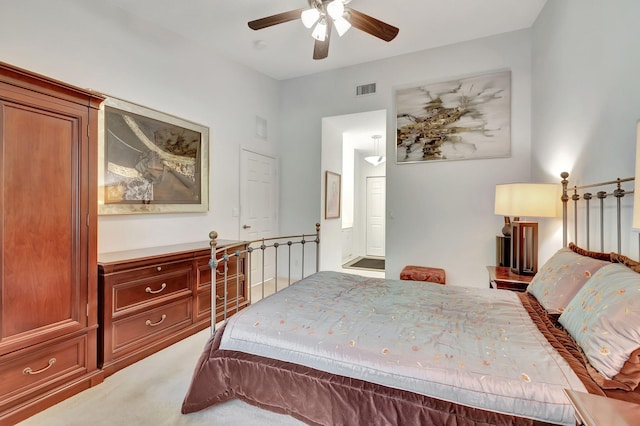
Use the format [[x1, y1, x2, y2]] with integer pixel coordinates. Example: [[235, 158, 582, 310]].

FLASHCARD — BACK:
[[325, 171, 341, 219]]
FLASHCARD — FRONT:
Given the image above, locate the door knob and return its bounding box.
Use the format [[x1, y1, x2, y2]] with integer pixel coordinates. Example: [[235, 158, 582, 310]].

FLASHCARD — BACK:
[[242, 224, 252, 229]]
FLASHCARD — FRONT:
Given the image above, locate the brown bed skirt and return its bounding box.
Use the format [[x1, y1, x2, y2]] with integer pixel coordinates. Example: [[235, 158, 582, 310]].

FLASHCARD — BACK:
[[183, 330, 550, 425], [181, 292, 639, 425]]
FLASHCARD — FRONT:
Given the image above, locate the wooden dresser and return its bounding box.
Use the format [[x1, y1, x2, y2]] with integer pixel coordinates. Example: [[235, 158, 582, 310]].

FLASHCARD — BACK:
[[97, 240, 247, 376], [0, 63, 104, 424]]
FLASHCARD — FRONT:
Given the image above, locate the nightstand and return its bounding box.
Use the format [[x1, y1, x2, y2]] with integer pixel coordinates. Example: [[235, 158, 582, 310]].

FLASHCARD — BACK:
[[564, 389, 640, 426], [486, 266, 533, 292]]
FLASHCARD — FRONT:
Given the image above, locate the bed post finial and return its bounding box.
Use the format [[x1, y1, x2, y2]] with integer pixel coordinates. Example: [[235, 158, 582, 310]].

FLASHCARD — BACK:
[[209, 230, 218, 269], [315, 222, 321, 273], [561, 172, 569, 247]]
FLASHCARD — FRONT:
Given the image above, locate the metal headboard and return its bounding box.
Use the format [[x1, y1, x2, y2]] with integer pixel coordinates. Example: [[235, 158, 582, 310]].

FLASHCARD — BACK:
[[561, 171, 635, 253]]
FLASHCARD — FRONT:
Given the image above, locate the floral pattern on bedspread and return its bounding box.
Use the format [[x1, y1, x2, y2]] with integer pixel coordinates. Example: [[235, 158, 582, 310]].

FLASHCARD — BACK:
[[220, 271, 586, 425]]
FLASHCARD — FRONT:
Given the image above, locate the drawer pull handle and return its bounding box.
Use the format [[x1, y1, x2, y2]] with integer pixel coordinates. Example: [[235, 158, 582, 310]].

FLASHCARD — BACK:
[[145, 283, 167, 294], [23, 358, 56, 375], [216, 264, 229, 276], [216, 292, 228, 301], [156, 266, 162, 271], [145, 314, 167, 327]]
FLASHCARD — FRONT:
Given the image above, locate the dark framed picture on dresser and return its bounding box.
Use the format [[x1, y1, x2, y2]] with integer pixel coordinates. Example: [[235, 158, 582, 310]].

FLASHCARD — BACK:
[[98, 96, 209, 215]]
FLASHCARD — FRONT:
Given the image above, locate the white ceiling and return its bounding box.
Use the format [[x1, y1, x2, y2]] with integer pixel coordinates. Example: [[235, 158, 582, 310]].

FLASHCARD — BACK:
[[84, 0, 548, 81]]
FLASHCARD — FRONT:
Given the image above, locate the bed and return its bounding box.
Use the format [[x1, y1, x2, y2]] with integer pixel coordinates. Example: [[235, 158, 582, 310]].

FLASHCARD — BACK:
[[181, 173, 640, 425]]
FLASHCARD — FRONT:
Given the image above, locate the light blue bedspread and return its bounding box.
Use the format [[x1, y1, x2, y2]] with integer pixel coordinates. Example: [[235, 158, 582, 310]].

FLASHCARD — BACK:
[[220, 271, 586, 424]]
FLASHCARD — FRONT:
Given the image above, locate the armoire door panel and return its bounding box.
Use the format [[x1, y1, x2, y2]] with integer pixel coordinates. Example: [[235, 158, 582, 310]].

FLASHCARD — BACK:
[[0, 101, 84, 348]]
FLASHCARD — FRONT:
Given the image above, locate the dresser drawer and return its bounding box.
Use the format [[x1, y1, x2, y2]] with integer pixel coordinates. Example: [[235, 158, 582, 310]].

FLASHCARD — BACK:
[[197, 275, 245, 312], [215, 275, 246, 303], [197, 276, 248, 322], [197, 253, 243, 286], [0, 335, 87, 405], [112, 269, 192, 315], [109, 259, 193, 285], [214, 251, 242, 277], [112, 298, 192, 353]]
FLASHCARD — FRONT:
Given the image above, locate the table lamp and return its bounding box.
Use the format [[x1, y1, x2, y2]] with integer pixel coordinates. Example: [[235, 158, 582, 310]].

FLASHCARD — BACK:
[[494, 183, 560, 275]]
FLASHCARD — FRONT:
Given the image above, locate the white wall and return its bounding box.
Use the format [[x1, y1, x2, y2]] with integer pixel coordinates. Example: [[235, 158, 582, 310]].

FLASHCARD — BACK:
[[531, 0, 640, 261], [10, 1, 637, 284], [280, 30, 534, 286], [0, 0, 281, 253], [341, 137, 356, 229], [319, 119, 344, 270]]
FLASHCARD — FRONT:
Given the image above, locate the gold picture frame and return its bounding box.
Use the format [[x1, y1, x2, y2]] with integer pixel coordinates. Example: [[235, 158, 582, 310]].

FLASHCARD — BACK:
[[98, 96, 209, 215], [325, 171, 341, 219]]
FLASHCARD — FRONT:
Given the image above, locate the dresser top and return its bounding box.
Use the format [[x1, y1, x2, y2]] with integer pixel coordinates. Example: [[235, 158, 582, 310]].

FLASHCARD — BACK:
[[98, 239, 243, 265]]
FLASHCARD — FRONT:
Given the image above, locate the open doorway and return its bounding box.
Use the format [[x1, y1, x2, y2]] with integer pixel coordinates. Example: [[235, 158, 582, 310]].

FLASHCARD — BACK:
[[320, 110, 386, 278]]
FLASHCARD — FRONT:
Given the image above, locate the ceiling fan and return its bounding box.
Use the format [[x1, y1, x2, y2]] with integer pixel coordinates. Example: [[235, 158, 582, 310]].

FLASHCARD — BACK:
[[248, 0, 399, 60]]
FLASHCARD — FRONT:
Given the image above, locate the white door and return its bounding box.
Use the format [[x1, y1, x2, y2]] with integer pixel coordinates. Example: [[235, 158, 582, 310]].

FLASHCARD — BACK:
[[240, 149, 278, 285], [366, 176, 385, 256]]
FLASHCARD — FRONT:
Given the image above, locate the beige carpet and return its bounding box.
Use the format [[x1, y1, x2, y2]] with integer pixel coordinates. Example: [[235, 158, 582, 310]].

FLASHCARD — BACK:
[[19, 285, 305, 426]]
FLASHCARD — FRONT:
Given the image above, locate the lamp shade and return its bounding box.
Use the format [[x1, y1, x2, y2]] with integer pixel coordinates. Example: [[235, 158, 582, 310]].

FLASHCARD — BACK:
[[312, 19, 327, 41], [494, 183, 560, 218], [333, 16, 351, 36], [364, 155, 385, 166], [326, 0, 345, 19], [301, 8, 320, 28]]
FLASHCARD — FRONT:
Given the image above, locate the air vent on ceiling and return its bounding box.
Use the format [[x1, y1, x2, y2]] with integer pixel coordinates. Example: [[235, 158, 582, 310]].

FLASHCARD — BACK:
[[356, 82, 376, 97]]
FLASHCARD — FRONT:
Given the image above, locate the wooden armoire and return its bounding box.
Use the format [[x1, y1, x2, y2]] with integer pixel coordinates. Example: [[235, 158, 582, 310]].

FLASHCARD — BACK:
[[0, 63, 104, 425]]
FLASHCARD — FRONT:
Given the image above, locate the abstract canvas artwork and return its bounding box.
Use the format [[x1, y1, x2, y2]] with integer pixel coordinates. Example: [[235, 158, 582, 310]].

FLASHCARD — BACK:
[[98, 97, 209, 215], [396, 70, 511, 163]]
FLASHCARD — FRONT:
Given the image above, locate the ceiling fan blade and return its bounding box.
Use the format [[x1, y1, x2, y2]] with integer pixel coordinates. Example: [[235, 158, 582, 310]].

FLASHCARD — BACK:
[[346, 8, 399, 42], [313, 38, 330, 60], [248, 8, 306, 30], [313, 18, 332, 60]]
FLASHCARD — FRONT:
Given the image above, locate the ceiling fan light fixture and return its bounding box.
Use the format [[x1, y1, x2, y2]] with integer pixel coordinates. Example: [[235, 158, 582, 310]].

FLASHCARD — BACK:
[[312, 19, 327, 41], [248, 1, 399, 60], [301, 8, 320, 28], [364, 156, 386, 166], [333, 16, 351, 37], [326, 0, 345, 20], [365, 134, 385, 166]]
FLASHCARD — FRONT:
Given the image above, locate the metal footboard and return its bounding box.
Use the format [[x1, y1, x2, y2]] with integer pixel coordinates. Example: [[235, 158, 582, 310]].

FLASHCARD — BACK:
[[209, 223, 320, 333]]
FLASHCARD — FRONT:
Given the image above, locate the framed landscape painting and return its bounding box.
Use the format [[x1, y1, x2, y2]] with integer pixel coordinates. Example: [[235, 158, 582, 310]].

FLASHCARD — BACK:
[[98, 97, 209, 215], [396, 70, 511, 164]]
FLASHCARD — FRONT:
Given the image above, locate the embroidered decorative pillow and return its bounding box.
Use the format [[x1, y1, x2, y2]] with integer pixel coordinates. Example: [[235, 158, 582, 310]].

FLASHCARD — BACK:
[[559, 263, 640, 390], [526, 247, 609, 314]]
